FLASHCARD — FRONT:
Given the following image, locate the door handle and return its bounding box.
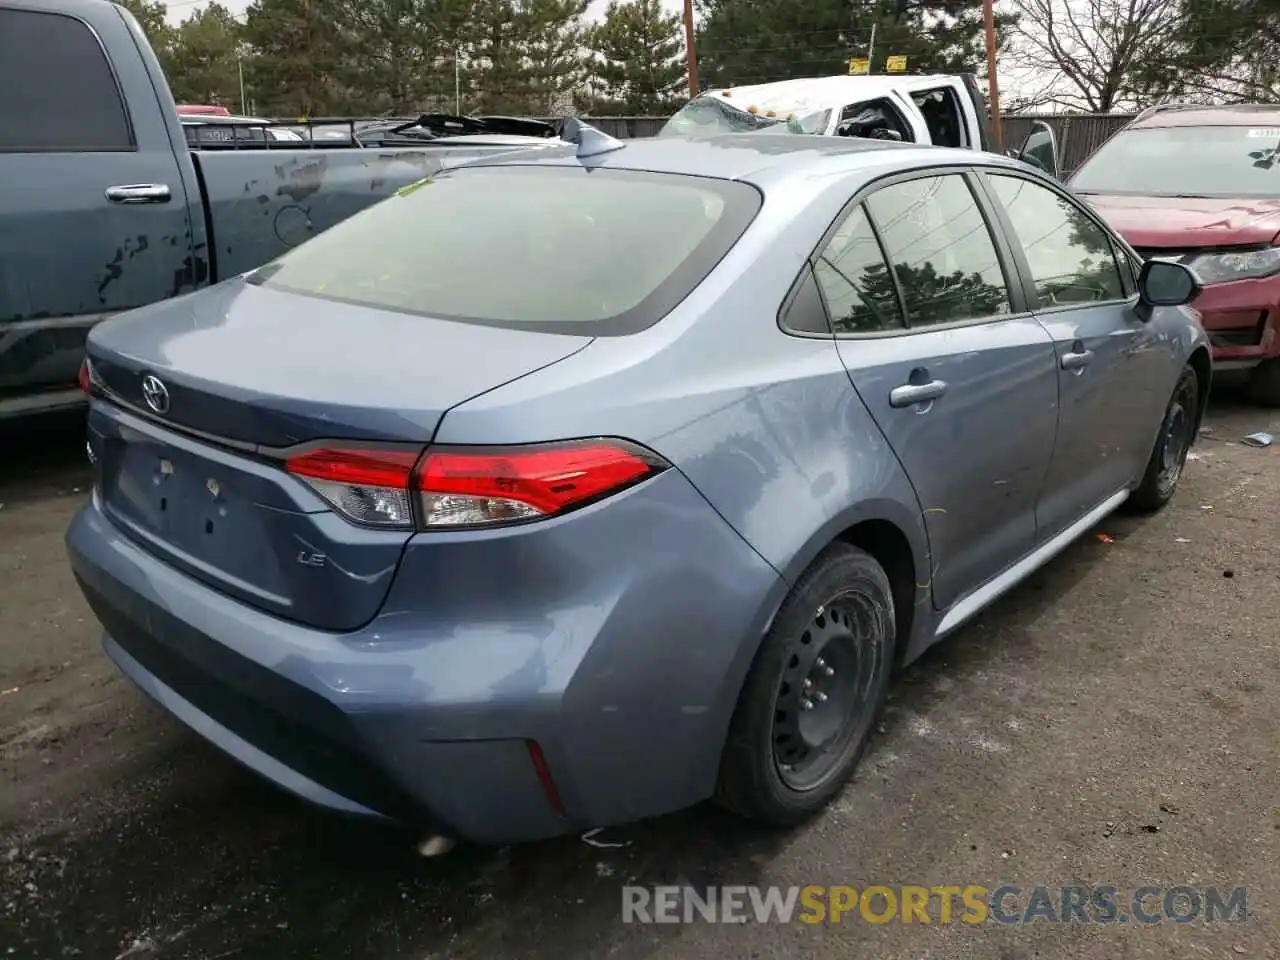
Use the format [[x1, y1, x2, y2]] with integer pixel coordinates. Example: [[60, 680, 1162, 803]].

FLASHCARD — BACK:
[[889, 379, 949, 408], [105, 184, 172, 204], [1061, 349, 1094, 371]]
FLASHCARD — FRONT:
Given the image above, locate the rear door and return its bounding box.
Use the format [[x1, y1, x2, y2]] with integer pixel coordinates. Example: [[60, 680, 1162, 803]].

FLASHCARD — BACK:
[[0, 1, 195, 407], [817, 168, 1060, 610], [977, 169, 1167, 540]]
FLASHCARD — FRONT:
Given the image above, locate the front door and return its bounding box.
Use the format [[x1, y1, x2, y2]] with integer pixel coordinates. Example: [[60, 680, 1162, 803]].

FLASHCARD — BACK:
[[979, 171, 1169, 540], [814, 170, 1060, 610]]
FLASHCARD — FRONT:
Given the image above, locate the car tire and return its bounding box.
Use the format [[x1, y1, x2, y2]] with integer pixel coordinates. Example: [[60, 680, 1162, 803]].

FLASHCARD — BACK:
[[715, 542, 895, 826], [1246, 357, 1280, 408], [1127, 365, 1199, 514]]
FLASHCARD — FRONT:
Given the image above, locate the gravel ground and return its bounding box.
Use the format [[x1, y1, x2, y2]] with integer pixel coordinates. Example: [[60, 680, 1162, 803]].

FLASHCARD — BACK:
[[0, 391, 1277, 960]]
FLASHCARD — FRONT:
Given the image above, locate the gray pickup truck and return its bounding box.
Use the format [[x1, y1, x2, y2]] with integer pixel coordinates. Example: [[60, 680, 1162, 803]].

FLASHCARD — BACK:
[[0, 0, 559, 420]]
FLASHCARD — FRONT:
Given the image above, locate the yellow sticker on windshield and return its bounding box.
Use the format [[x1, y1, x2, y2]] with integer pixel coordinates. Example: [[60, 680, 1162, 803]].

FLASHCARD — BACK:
[[1246, 128, 1280, 138], [396, 177, 433, 197]]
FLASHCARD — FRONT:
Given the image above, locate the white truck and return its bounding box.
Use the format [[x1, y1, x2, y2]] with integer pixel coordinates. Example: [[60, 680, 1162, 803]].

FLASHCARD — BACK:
[[659, 73, 1059, 173]]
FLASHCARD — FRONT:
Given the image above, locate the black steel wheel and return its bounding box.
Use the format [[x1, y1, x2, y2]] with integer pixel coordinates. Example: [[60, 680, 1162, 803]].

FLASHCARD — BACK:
[[772, 595, 885, 792], [716, 543, 895, 825], [1129, 365, 1200, 513]]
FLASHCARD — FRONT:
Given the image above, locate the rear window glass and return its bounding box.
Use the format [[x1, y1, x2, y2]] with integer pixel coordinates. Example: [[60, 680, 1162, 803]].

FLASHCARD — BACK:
[[1070, 126, 1280, 198], [250, 165, 761, 335]]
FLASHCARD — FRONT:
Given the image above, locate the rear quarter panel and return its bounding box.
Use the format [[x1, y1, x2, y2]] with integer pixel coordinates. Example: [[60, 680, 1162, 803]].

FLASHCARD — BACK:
[[433, 154, 938, 684]]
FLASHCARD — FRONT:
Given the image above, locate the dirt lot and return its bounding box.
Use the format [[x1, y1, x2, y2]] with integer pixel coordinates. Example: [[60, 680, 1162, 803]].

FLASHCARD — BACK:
[[1, 393, 1277, 960]]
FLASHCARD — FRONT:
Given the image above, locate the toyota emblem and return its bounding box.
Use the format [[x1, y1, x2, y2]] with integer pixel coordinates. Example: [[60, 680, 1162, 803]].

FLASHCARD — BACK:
[[141, 374, 170, 415]]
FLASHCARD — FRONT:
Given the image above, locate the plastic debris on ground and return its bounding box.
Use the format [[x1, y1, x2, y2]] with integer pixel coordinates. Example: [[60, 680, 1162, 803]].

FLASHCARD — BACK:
[[1095, 533, 1115, 545], [581, 827, 628, 849], [1242, 431, 1274, 448]]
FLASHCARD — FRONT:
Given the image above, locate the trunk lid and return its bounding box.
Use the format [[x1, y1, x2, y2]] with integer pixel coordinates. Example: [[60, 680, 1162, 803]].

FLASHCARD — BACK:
[[86, 278, 592, 447], [85, 279, 592, 631]]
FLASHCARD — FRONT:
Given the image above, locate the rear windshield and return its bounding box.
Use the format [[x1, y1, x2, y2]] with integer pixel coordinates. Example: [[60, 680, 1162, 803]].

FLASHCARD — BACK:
[[1071, 126, 1280, 198], [250, 165, 760, 335]]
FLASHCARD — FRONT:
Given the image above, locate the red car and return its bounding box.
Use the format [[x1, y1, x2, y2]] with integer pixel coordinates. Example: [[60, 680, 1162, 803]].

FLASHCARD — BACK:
[[176, 104, 231, 117], [1068, 104, 1280, 406]]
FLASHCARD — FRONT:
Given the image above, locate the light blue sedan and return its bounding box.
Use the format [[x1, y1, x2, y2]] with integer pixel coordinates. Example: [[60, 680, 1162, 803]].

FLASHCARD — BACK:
[[66, 123, 1210, 848]]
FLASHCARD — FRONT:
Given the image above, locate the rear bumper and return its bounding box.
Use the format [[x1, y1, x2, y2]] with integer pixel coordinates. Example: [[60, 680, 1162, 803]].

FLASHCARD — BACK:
[[1193, 276, 1280, 366], [66, 469, 785, 844]]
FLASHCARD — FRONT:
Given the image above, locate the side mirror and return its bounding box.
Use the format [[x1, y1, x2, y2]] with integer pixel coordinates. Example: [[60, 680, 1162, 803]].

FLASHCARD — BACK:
[[1015, 120, 1060, 180], [1135, 259, 1201, 321]]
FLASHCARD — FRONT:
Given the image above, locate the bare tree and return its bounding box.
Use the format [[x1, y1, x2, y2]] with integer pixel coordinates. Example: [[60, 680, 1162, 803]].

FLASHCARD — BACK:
[[1008, 0, 1184, 111]]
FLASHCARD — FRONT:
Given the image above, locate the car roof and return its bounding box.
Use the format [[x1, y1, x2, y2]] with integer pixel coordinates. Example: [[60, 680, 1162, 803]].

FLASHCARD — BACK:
[[1131, 103, 1280, 128], [486, 132, 1018, 186]]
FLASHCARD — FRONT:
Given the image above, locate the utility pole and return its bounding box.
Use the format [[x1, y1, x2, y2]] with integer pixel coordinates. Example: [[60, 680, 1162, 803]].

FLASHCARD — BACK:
[[683, 0, 699, 98], [238, 56, 247, 116], [982, 0, 1004, 151], [866, 23, 876, 73]]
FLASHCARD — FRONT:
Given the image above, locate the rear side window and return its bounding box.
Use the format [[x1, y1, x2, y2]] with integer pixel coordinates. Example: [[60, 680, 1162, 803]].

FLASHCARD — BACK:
[[251, 166, 761, 335], [0, 8, 133, 152], [812, 205, 905, 334]]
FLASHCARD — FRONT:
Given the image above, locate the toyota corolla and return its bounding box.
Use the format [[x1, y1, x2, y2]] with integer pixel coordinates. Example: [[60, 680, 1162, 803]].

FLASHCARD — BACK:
[[67, 124, 1210, 847]]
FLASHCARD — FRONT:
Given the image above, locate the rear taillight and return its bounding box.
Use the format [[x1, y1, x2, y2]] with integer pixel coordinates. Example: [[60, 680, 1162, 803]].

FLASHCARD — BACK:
[[286, 446, 420, 528], [416, 440, 667, 528], [285, 439, 668, 531], [78, 357, 101, 396]]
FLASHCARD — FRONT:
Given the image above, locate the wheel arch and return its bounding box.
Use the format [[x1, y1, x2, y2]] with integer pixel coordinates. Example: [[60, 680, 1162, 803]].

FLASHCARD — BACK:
[[706, 499, 931, 801], [776, 499, 931, 669]]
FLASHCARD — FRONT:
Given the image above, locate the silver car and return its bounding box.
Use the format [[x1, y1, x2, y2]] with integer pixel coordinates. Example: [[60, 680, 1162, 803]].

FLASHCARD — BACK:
[[67, 131, 1209, 846]]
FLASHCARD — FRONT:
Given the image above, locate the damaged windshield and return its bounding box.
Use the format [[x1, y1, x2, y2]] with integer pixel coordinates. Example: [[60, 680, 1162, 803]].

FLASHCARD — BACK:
[[659, 96, 782, 136]]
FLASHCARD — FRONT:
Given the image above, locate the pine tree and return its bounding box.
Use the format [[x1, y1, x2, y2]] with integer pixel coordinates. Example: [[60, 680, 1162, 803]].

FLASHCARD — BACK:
[[241, 0, 347, 116], [112, 0, 177, 79], [516, 0, 589, 114], [584, 0, 685, 114], [693, 0, 1010, 90], [333, 0, 471, 114], [167, 3, 243, 108], [468, 0, 533, 113]]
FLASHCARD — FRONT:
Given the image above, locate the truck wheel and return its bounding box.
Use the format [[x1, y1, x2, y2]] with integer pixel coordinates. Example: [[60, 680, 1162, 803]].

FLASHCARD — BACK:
[[715, 543, 894, 826], [1247, 358, 1280, 408], [1128, 365, 1199, 514]]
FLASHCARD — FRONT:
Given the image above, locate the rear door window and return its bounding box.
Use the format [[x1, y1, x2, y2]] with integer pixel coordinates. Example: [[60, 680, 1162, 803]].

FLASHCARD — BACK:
[[250, 166, 762, 335], [864, 174, 1013, 326], [0, 8, 133, 152]]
